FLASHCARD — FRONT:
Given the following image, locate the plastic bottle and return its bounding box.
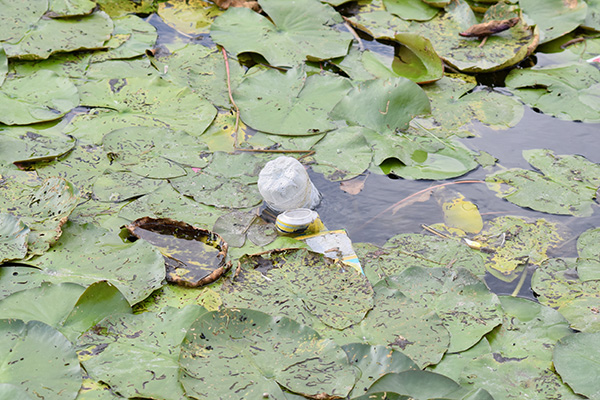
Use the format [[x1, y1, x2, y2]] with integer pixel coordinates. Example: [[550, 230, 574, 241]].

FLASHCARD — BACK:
[[257, 156, 321, 213]]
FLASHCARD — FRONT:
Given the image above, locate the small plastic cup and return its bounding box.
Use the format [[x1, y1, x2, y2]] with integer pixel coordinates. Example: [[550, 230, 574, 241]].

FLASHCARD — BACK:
[[275, 208, 325, 236]]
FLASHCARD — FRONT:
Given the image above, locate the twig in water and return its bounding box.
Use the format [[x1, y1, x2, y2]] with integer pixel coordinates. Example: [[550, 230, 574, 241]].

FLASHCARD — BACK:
[[342, 16, 364, 51], [221, 47, 240, 148]]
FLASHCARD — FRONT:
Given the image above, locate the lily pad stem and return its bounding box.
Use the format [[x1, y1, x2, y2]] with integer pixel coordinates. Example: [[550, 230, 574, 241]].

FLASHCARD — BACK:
[[221, 46, 240, 148]]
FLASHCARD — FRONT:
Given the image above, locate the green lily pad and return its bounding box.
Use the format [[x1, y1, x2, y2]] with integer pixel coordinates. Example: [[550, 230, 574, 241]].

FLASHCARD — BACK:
[[486, 149, 600, 216], [384, 0, 439, 21], [0, 126, 76, 166], [96, 0, 157, 17], [362, 33, 444, 84], [312, 126, 373, 181], [90, 15, 157, 62], [330, 77, 431, 132], [0, 0, 48, 43], [85, 58, 159, 80], [179, 308, 356, 399], [3, 11, 113, 60], [2, 221, 165, 305], [233, 67, 352, 135], [583, 0, 600, 30], [554, 332, 600, 398], [48, 0, 95, 17], [76, 77, 217, 141], [0, 70, 79, 125], [220, 248, 373, 329], [11, 51, 92, 80], [576, 228, 600, 282], [0, 47, 7, 85], [92, 171, 166, 202], [365, 370, 468, 399], [102, 127, 210, 178], [0, 384, 33, 400], [0, 320, 82, 400], [0, 213, 29, 263], [520, 0, 587, 44], [78, 306, 204, 400], [157, 0, 222, 35], [133, 283, 223, 314], [505, 63, 600, 123], [210, 0, 352, 67], [387, 267, 503, 353]]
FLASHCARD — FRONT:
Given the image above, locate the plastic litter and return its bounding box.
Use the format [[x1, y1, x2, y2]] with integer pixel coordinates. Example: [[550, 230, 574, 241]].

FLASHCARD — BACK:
[[275, 208, 325, 236], [257, 156, 321, 213]]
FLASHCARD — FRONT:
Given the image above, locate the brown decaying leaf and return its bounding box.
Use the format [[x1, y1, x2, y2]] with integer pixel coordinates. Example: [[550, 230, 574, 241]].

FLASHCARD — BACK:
[[459, 17, 520, 38], [340, 175, 367, 195], [212, 0, 260, 11]]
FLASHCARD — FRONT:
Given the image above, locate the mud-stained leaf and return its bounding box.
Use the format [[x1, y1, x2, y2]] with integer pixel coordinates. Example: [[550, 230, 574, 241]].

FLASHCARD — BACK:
[[0, 213, 29, 263], [330, 77, 431, 132], [0, 126, 76, 166], [102, 127, 210, 178], [75, 373, 121, 400], [17, 221, 165, 305], [343, 343, 419, 399], [3, 11, 113, 60], [554, 332, 600, 398], [180, 308, 356, 399], [134, 284, 223, 313], [520, 0, 587, 44], [158, 0, 222, 35], [426, 336, 492, 382], [362, 33, 444, 84], [76, 77, 217, 141], [312, 126, 373, 181], [532, 258, 600, 333], [210, 0, 352, 67], [11, 51, 92, 80], [155, 44, 244, 109], [486, 149, 600, 216], [576, 228, 600, 282], [505, 63, 600, 123], [92, 171, 165, 203], [90, 15, 157, 62], [0, 282, 131, 342], [357, 233, 486, 285], [78, 306, 204, 400], [387, 267, 503, 353], [233, 67, 351, 135], [96, 0, 157, 17], [0, 70, 79, 125], [221, 248, 373, 329], [384, 0, 439, 21], [328, 283, 450, 368], [48, 0, 95, 17], [126, 217, 230, 288], [118, 185, 222, 231], [0, 0, 48, 43], [0, 320, 82, 400]]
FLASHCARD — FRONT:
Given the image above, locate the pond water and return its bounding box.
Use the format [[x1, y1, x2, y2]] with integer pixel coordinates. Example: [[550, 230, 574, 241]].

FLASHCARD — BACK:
[[146, 10, 600, 300]]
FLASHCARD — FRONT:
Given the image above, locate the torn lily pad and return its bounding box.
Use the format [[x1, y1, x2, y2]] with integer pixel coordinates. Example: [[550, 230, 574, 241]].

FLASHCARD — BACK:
[[126, 217, 231, 288], [486, 149, 600, 216], [210, 0, 352, 67], [0, 70, 79, 125], [0, 213, 29, 263], [180, 308, 356, 399]]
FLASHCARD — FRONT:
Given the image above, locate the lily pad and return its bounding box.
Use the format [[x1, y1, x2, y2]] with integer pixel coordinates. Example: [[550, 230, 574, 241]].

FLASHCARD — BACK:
[[520, 0, 587, 44], [486, 149, 600, 216], [365, 370, 469, 399], [330, 77, 431, 132], [220, 248, 373, 329], [576, 228, 600, 282], [0, 0, 48, 43], [0, 47, 6, 85], [0, 126, 76, 166], [90, 15, 157, 62], [3, 11, 113, 60], [0, 70, 79, 125], [505, 62, 600, 123], [179, 308, 356, 399], [210, 0, 353, 67], [0, 320, 82, 400], [554, 332, 600, 398], [583, 0, 600, 30], [78, 306, 205, 400], [384, 0, 439, 21], [92, 171, 166, 202], [47, 0, 96, 17], [157, 0, 222, 35], [0, 213, 29, 263], [233, 67, 352, 135], [96, 0, 157, 17]]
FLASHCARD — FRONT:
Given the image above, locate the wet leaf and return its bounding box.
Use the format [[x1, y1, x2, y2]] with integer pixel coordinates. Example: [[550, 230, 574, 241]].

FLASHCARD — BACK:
[[0, 213, 29, 263], [126, 217, 231, 288], [384, 0, 439, 21], [221, 248, 373, 329], [157, 0, 222, 35], [102, 127, 210, 178], [92, 171, 166, 202], [312, 126, 373, 181], [486, 149, 600, 216], [362, 33, 444, 84], [0, 319, 82, 400], [387, 267, 503, 353], [76, 77, 217, 141], [3, 11, 113, 60], [520, 0, 587, 44], [0, 126, 76, 166], [78, 306, 205, 400], [210, 0, 352, 67], [233, 67, 352, 135], [330, 77, 431, 132], [554, 332, 600, 398], [576, 228, 600, 282], [0, 70, 79, 125], [180, 308, 356, 399], [90, 15, 157, 62], [505, 63, 600, 123], [440, 193, 483, 234]]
